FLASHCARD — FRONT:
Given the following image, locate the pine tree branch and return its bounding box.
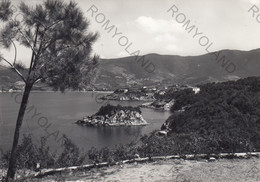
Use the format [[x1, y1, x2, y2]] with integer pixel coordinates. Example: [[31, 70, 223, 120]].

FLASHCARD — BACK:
[[32, 30, 46, 70], [10, 40, 17, 64], [35, 18, 66, 55], [33, 77, 42, 84], [41, 38, 56, 53], [44, 18, 65, 30], [32, 19, 66, 68], [0, 56, 26, 83], [29, 25, 39, 75], [9, 17, 38, 56], [17, 26, 37, 55]]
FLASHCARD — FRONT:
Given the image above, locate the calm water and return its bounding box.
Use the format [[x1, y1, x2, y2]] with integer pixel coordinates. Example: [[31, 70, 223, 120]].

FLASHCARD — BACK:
[[0, 92, 171, 154]]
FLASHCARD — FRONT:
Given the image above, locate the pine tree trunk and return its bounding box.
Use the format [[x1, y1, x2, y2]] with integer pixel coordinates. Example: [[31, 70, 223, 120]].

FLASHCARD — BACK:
[[6, 83, 33, 181]]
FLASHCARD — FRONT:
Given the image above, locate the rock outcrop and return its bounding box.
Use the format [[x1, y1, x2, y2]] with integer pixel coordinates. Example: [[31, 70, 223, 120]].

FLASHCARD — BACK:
[[76, 104, 148, 126], [141, 99, 175, 111]]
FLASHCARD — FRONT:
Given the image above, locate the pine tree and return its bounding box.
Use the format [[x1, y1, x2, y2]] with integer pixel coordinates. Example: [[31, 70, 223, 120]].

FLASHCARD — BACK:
[[0, 0, 99, 180]]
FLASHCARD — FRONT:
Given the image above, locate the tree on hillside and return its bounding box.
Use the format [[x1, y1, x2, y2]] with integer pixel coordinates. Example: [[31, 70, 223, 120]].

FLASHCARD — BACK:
[[0, 0, 98, 180]]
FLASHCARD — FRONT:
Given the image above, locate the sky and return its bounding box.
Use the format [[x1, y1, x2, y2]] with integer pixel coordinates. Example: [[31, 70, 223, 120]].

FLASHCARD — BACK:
[[1, 0, 260, 67]]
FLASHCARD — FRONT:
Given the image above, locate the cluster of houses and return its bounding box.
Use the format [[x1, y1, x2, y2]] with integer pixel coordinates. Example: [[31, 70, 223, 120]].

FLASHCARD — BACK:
[[115, 84, 200, 97]]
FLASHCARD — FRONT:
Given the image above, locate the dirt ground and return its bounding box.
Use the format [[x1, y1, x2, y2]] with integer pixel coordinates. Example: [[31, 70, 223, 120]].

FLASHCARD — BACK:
[[23, 157, 260, 182]]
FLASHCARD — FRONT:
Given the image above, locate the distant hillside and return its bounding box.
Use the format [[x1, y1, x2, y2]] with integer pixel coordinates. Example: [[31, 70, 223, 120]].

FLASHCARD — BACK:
[[1, 48, 260, 90], [0, 65, 23, 89], [92, 48, 260, 89], [0, 65, 51, 91]]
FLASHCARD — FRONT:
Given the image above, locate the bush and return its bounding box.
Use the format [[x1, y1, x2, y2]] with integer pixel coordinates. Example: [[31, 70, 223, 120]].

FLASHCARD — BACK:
[[88, 143, 138, 164], [1, 134, 86, 170], [55, 135, 86, 167]]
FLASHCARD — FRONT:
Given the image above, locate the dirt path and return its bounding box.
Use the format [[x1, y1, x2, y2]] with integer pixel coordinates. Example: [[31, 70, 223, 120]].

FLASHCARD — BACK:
[[27, 157, 260, 182]]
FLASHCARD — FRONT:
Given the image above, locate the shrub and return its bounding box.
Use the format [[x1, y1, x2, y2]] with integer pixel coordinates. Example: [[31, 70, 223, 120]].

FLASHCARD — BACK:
[[1, 134, 86, 170], [55, 135, 86, 167], [88, 143, 137, 164]]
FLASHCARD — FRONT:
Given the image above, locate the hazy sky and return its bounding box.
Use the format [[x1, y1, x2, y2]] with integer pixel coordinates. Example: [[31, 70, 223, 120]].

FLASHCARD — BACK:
[[1, 0, 260, 66]]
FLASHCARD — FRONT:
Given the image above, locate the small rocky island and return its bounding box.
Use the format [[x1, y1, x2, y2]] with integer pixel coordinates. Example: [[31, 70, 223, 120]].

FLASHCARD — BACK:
[[76, 104, 148, 126]]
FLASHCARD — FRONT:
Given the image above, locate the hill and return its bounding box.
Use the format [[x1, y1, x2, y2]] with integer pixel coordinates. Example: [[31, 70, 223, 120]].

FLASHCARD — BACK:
[[156, 76, 260, 154], [0, 65, 54, 91], [0, 65, 24, 90], [1, 48, 260, 90], [91, 48, 260, 89]]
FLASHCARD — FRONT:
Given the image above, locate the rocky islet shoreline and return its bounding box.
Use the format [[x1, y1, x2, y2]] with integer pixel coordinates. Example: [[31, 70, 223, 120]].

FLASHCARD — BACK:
[[76, 104, 148, 126]]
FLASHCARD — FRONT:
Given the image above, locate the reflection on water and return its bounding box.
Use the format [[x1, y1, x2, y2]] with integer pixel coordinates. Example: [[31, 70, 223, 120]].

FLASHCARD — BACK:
[[0, 92, 171, 153]]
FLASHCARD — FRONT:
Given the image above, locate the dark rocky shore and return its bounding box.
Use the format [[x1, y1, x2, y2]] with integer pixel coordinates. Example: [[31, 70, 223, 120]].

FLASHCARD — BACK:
[[141, 99, 175, 111], [76, 104, 148, 126]]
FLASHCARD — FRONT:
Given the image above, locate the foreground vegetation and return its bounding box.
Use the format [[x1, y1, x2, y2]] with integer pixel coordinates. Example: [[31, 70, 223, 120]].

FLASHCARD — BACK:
[[0, 135, 85, 171]]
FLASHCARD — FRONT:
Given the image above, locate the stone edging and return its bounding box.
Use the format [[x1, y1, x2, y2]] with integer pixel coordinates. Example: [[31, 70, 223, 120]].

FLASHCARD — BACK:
[[33, 152, 260, 178]]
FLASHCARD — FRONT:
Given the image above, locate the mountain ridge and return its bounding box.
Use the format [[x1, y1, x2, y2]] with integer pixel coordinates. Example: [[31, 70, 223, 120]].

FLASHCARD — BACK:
[[1, 48, 260, 90], [92, 48, 260, 89]]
